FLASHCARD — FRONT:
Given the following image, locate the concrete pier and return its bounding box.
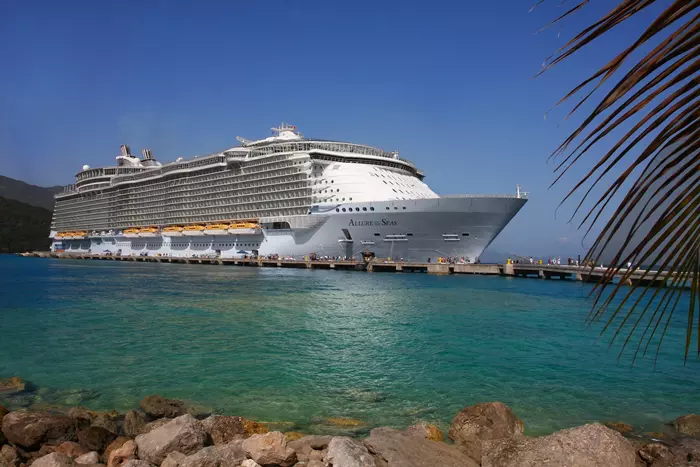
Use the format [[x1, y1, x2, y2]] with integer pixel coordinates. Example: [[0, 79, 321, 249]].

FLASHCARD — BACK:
[[18, 252, 687, 289]]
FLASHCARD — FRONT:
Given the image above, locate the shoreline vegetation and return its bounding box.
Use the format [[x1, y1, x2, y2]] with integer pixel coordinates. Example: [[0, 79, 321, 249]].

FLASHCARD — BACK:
[[2, 377, 699, 467]]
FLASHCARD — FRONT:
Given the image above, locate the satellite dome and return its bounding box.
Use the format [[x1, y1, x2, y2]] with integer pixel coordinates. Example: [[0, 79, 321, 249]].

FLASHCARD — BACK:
[[82, 164, 90, 170]]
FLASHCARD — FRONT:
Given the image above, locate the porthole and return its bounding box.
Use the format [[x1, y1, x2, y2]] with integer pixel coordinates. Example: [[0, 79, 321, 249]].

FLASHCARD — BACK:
[[362, 207, 367, 211], [370, 207, 375, 211], [394, 207, 398, 210], [386, 207, 390, 210], [336, 209, 340, 212], [402, 207, 406, 210], [342, 208, 346, 212]]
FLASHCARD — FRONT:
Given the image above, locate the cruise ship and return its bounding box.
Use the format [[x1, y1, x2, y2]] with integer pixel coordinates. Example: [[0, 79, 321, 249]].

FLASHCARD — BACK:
[[50, 124, 527, 261]]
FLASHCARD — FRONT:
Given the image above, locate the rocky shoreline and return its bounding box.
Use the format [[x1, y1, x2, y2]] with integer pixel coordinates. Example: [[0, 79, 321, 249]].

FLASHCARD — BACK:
[[2, 379, 700, 466]]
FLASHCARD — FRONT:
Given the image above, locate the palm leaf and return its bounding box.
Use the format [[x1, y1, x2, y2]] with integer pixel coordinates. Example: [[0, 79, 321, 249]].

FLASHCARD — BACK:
[[537, 0, 700, 361]]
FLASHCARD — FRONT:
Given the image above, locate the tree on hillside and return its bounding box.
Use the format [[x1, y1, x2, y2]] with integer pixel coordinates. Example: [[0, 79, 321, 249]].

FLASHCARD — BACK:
[[537, 0, 698, 362]]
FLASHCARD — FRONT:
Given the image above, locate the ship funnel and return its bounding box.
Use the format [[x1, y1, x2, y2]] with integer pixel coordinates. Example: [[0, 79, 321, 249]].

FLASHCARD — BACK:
[[141, 149, 153, 160], [120, 144, 132, 157]]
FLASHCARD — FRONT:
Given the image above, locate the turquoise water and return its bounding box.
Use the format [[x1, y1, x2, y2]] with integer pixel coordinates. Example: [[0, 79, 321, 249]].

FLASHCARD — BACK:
[[0, 255, 698, 436]]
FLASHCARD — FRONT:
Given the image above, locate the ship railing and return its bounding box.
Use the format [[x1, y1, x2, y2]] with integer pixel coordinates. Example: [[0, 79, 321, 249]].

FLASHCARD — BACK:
[[246, 140, 414, 166], [441, 194, 524, 199]]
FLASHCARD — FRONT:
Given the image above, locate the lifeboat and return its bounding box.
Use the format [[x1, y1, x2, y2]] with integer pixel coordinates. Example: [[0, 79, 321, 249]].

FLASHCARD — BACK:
[[55, 232, 66, 239], [204, 223, 230, 236], [138, 226, 159, 237], [162, 226, 184, 237], [123, 228, 141, 238], [182, 225, 206, 236], [228, 222, 262, 235]]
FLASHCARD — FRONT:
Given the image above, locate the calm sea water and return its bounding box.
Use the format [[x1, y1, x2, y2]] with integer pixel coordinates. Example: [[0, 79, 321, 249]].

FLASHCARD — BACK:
[[0, 255, 698, 436]]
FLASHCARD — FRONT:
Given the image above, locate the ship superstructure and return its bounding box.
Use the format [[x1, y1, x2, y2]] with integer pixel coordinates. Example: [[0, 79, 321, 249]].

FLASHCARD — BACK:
[[50, 124, 527, 261]]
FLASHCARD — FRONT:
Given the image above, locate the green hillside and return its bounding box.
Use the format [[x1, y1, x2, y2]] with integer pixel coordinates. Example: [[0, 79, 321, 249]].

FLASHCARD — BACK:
[[0, 196, 52, 253], [0, 175, 63, 210]]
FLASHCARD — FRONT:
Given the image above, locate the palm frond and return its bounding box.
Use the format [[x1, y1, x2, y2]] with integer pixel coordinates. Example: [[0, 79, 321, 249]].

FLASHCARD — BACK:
[[537, 0, 700, 361]]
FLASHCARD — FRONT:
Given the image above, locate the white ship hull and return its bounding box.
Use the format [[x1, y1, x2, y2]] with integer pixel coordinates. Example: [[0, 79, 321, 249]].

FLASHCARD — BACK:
[[52, 197, 526, 262]]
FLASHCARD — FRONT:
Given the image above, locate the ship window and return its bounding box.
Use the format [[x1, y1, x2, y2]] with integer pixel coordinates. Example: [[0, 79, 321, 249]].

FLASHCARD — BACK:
[[383, 181, 387, 184], [392, 189, 396, 193], [407, 233, 414, 236], [355, 208, 360, 212], [462, 233, 470, 236], [336, 209, 339, 212], [374, 233, 380, 236], [370, 207, 375, 211], [342, 208, 346, 212], [402, 207, 406, 210], [362, 207, 367, 211], [394, 207, 398, 210], [386, 207, 390, 210]]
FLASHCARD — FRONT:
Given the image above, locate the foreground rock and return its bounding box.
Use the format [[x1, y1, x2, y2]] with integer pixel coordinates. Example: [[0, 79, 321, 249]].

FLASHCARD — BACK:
[[325, 437, 375, 467], [160, 452, 186, 467], [200, 415, 267, 445], [448, 402, 524, 462], [288, 435, 332, 463], [31, 452, 74, 467], [135, 415, 207, 465], [77, 426, 116, 453], [139, 396, 186, 420], [102, 437, 130, 463], [674, 414, 700, 438], [482, 423, 636, 467], [122, 461, 154, 467], [179, 442, 246, 467], [2, 411, 77, 450], [107, 440, 136, 467], [405, 422, 443, 441], [365, 427, 479, 467], [242, 432, 296, 467], [123, 411, 146, 438], [55, 441, 90, 458], [75, 451, 99, 464], [0, 445, 20, 467]]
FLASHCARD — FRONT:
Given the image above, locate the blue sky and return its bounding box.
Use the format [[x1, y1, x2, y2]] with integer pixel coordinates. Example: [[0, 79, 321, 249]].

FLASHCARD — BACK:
[[0, 0, 663, 258]]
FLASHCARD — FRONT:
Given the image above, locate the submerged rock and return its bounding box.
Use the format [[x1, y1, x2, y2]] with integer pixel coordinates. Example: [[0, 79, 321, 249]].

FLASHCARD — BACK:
[[482, 423, 636, 467], [605, 422, 635, 435], [2, 411, 77, 450], [134, 415, 207, 465], [405, 422, 443, 441], [448, 401, 524, 462], [0, 378, 26, 395], [31, 452, 75, 467], [326, 417, 363, 427], [242, 432, 296, 467], [106, 440, 135, 467], [674, 414, 700, 438], [122, 411, 146, 438], [365, 427, 479, 467], [139, 396, 186, 420], [91, 413, 119, 435], [325, 436, 375, 467], [77, 427, 116, 453]]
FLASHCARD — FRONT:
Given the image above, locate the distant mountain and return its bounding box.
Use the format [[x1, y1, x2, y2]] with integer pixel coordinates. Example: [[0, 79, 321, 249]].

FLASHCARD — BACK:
[[0, 175, 63, 210], [0, 196, 52, 253]]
